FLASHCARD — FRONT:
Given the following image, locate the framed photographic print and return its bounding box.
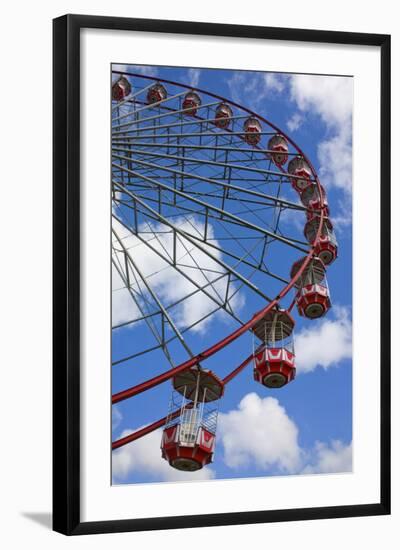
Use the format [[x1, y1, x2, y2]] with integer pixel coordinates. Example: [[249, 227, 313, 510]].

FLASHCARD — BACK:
[[53, 14, 391, 535]]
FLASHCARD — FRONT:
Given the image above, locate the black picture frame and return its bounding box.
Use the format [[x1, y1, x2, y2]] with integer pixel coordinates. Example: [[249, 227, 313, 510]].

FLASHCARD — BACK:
[[53, 14, 391, 535]]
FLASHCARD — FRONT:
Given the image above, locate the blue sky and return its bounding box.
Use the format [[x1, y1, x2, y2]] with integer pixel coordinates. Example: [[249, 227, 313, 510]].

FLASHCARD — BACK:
[[111, 64, 353, 484]]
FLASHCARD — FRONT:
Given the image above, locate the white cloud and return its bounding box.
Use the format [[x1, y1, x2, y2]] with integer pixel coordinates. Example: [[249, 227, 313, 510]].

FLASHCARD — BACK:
[[302, 440, 352, 474], [112, 396, 351, 481], [317, 126, 352, 192], [289, 74, 353, 129], [227, 71, 289, 110], [218, 393, 352, 476], [294, 306, 352, 374], [227, 72, 268, 111], [112, 427, 215, 482], [289, 74, 353, 203], [218, 393, 302, 473], [329, 196, 353, 228], [286, 112, 303, 132], [112, 215, 244, 331], [264, 73, 285, 93], [112, 407, 123, 431], [112, 268, 139, 328], [188, 68, 201, 88]]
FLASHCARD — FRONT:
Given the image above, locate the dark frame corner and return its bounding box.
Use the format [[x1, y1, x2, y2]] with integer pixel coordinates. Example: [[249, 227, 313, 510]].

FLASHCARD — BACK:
[[53, 14, 391, 535]]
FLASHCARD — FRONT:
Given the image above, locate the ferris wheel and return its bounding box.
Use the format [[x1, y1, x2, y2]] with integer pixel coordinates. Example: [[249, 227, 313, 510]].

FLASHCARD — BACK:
[[111, 71, 338, 473]]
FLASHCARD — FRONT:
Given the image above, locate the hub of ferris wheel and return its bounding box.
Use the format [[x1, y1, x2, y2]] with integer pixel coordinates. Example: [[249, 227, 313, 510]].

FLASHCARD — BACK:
[[112, 73, 339, 471]]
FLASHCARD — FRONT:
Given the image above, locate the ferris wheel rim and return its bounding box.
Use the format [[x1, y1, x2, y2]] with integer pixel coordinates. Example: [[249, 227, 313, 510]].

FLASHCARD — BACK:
[[111, 70, 326, 417]]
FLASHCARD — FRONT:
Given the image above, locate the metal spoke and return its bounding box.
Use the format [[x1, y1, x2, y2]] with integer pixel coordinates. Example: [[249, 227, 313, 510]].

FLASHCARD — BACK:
[[112, 146, 299, 181], [112, 255, 176, 368], [113, 190, 275, 303], [113, 171, 309, 252], [112, 139, 299, 159], [113, 210, 246, 325], [113, 100, 221, 130], [113, 228, 198, 360]]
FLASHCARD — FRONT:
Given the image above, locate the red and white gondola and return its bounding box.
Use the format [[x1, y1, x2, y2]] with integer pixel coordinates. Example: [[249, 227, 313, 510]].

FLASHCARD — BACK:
[[251, 308, 296, 388], [290, 257, 332, 319], [288, 155, 313, 193], [182, 91, 201, 116], [304, 216, 338, 266], [147, 82, 167, 104], [268, 134, 289, 166], [161, 368, 223, 471], [243, 117, 262, 145], [214, 102, 233, 129], [112, 76, 131, 102]]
